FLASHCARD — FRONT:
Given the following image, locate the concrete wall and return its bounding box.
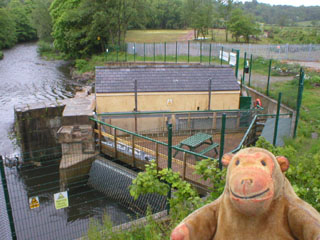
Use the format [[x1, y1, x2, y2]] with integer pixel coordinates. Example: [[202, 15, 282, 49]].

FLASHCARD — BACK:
[[244, 85, 296, 135], [96, 91, 240, 113], [14, 101, 65, 160]]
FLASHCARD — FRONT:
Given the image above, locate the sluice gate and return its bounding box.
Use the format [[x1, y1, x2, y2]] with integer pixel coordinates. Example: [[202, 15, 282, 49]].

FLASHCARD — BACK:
[[88, 157, 167, 216]]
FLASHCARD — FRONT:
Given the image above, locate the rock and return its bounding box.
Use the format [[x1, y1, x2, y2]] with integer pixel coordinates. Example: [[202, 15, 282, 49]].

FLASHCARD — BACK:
[[311, 132, 318, 139]]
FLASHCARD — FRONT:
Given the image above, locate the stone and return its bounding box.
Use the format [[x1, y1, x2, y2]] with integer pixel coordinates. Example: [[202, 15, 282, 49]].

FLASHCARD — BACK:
[[311, 132, 318, 139]]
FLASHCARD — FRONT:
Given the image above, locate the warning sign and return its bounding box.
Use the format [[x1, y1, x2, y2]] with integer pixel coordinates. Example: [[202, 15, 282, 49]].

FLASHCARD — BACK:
[[29, 196, 40, 209], [54, 191, 69, 210]]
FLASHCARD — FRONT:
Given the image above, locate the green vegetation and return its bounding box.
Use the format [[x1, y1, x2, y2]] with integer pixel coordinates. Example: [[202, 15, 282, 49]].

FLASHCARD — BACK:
[[37, 40, 62, 60], [87, 159, 226, 239], [126, 30, 190, 43], [0, 50, 3, 60], [228, 8, 260, 43]]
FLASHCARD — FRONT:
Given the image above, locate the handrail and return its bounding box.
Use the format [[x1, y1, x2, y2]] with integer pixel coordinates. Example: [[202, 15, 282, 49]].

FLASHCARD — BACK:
[[230, 113, 292, 154], [97, 108, 261, 116], [90, 117, 217, 160]]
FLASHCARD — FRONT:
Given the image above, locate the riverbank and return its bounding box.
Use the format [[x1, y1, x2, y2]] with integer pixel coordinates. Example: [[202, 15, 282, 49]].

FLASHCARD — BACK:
[[0, 51, 3, 60]]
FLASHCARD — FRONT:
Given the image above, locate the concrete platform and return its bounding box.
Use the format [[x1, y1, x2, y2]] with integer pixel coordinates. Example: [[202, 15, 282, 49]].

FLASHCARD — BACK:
[[59, 152, 99, 169]]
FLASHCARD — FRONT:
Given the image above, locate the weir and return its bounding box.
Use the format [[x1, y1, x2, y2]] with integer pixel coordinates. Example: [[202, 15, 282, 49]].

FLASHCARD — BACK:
[[88, 157, 167, 216]]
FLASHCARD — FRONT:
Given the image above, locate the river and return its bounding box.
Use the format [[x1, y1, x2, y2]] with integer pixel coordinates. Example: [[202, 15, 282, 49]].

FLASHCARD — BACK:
[[0, 43, 135, 240]]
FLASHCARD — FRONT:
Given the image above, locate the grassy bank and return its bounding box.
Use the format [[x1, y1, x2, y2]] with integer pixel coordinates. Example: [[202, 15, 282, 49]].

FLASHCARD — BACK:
[[126, 27, 320, 44], [37, 41, 63, 60], [0, 50, 3, 60]]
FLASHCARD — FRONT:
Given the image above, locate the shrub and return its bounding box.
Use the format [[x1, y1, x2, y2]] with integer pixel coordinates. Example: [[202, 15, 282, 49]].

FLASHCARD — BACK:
[[37, 41, 54, 54], [255, 137, 320, 211]]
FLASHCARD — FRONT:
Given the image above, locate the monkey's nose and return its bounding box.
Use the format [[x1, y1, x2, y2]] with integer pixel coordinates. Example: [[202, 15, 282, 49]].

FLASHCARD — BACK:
[[241, 178, 253, 185]]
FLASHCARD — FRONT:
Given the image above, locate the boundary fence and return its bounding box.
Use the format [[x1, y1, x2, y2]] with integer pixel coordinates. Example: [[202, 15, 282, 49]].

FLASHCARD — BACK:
[[126, 42, 320, 61]]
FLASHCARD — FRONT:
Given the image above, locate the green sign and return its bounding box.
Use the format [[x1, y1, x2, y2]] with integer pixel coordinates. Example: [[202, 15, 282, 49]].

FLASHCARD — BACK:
[[54, 191, 69, 210]]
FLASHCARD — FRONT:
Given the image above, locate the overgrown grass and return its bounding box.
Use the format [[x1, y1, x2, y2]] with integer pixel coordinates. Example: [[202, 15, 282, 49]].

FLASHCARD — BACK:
[[126, 30, 191, 43], [37, 41, 63, 60], [0, 50, 3, 60], [87, 213, 173, 240]]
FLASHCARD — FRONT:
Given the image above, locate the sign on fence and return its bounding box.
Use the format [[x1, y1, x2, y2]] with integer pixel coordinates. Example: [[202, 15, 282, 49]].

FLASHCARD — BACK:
[[54, 191, 69, 210], [29, 196, 40, 209], [219, 51, 229, 62], [229, 52, 237, 66]]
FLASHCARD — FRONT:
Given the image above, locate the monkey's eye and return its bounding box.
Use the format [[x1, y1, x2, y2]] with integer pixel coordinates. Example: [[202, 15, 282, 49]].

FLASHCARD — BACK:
[[261, 160, 266, 166], [235, 159, 240, 166]]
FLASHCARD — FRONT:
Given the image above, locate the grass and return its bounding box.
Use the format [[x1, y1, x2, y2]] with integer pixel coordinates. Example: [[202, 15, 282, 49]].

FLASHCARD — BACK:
[[0, 50, 3, 60], [37, 40, 64, 60], [126, 26, 320, 44], [126, 30, 191, 43]]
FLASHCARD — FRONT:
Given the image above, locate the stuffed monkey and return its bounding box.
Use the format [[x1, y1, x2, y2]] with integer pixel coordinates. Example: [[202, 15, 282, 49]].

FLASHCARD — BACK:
[[171, 147, 320, 240]]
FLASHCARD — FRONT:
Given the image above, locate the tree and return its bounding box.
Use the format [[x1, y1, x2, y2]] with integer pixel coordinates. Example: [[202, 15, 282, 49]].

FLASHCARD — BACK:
[[0, 8, 17, 49], [50, 0, 142, 58], [217, 0, 234, 42], [8, 0, 37, 42], [31, 0, 53, 42], [183, 0, 215, 39], [228, 8, 260, 43]]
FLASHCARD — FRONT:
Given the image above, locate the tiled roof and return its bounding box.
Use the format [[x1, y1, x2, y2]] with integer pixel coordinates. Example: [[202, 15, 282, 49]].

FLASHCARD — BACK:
[[95, 65, 240, 93]]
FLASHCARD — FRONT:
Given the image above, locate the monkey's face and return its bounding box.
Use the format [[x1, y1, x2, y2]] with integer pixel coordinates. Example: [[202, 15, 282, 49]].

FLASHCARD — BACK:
[[228, 152, 275, 216], [222, 148, 289, 216]]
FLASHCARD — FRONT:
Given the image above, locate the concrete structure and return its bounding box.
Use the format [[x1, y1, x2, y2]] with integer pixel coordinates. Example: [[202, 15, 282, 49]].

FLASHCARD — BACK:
[[95, 65, 240, 131], [14, 87, 97, 169]]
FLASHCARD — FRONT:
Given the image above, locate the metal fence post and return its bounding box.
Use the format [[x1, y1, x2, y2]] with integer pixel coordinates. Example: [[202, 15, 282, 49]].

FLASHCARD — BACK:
[[218, 114, 226, 170], [0, 156, 17, 240], [133, 43, 136, 62], [243, 52, 247, 83], [143, 42, 146, 62], [125, 44, 127, 62], [167, 123, 173, 213], [175, 41, 178, 63], [248, 54, 253, 87], [116, 45, 119, 62], [220, 46, 223, 65], [235, 50, 240, 79], [273, 92, 282, 146], [188, 40, 190, 63], [164, 42, 166, 63], [209, 43, 212, 65], [153, 42, 156, 62], [266, 59, 272, 96], [294, 68, 305, 138], [200, 41, 202, 63]]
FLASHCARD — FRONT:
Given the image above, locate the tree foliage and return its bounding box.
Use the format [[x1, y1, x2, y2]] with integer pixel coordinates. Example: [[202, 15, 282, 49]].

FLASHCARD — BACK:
[[50, 0, 141, 58], [228, 8, 260, 43], [30, 0, 53, 42], [0, 7, 17, 49]]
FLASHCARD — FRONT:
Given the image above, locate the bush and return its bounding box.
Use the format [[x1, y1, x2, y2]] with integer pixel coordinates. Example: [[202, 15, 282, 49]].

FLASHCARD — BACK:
[[37, 41, 54, 54], [0, 51, 3, 60], [255, 137, 320, 211]]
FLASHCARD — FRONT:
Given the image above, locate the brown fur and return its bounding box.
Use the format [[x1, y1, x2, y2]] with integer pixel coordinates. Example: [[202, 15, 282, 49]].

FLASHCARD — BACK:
[[171, 147, 320, 240]]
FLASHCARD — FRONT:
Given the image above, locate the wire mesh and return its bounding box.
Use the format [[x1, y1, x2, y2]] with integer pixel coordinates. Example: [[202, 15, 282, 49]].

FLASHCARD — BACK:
[[127, 42, 320, 61]]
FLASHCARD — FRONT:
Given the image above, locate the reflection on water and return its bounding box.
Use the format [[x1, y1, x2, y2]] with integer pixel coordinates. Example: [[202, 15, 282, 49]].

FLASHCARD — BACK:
[[0, 43, 136, 239]]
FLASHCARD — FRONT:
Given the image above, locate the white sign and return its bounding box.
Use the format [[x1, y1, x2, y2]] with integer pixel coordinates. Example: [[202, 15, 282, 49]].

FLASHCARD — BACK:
[[229, 52, 237, 66], [222, 51, 229, 62], [54, 191, 69, 210], [219, 50, 229, 62]]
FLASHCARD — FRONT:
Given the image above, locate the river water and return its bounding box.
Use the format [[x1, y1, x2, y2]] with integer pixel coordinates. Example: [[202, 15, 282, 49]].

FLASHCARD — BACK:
[[0, 43, 134, 239], [0, 42, 75, 154]]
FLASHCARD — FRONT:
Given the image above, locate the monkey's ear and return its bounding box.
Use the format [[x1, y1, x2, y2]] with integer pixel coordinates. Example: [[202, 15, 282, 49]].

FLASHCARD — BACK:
[[222, 153, 234, 167], [276, 156, 289, 172]]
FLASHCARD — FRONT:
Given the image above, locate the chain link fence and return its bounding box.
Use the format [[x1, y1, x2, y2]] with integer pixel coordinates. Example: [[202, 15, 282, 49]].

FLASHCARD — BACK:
[[127, 42, 320, 62]]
